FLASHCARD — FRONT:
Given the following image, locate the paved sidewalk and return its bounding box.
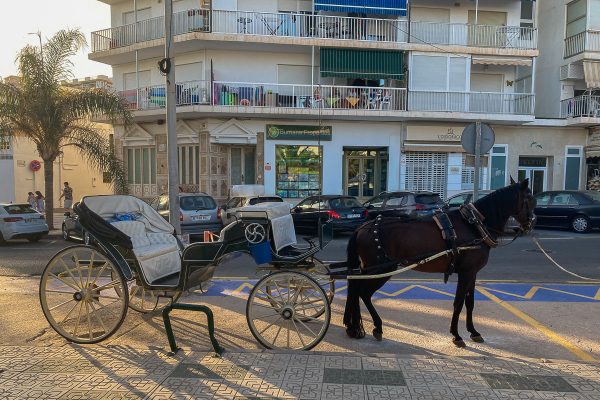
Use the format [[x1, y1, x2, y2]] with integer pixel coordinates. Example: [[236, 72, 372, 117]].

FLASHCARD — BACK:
[[1, 345, 599, 399]]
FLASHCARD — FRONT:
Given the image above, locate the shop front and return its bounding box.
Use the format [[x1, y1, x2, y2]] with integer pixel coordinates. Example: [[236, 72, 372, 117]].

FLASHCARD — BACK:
[[586, 128, 600, 191]]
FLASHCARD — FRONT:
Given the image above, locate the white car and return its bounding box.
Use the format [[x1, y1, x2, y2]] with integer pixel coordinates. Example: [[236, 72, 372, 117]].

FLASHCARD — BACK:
[[0, 203, 49, 244]]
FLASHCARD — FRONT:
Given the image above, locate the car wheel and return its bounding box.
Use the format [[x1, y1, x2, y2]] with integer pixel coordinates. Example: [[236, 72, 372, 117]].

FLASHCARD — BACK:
[[0, 232, 5, 245], [27, 234, 42, 243], [571, 215, 591, 233], [62, 224, 70, 241]]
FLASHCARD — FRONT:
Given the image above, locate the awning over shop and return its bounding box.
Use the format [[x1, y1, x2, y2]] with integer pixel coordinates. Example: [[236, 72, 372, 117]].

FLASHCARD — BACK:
[[314, 0, 407, 16], [584, 61, 600, 89], [320, 48, 404, 80], [472, 57, 533, 67]]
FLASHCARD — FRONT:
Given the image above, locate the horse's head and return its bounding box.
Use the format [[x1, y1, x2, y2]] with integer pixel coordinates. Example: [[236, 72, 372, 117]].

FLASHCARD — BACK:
[[510, 177, 536, 234]]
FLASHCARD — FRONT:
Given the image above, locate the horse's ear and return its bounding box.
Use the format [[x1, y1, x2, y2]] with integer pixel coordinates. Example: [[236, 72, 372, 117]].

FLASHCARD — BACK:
[[521, 178, 529, 189], [510, 176, 516, 185]]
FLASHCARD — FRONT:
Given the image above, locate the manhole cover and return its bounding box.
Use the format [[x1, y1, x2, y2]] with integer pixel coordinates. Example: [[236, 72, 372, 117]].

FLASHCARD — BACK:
[[524, 248, 553, 254]]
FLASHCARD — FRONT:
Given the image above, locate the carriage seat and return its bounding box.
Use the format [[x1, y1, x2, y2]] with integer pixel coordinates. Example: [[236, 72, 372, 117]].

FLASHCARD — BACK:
[[111, 220, 181, 284]]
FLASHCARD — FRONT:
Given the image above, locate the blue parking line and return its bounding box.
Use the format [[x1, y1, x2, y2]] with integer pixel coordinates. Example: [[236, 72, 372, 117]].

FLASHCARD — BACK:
[[205, 280, 600, 302]]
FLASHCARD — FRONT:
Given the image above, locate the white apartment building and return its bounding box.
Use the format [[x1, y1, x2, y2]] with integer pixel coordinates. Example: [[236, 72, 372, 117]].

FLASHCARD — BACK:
[[90, 0, 590, 203], [537, 0, 600, 190]]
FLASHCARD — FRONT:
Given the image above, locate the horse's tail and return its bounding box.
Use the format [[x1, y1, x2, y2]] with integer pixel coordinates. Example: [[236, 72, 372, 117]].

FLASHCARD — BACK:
[[346, 229, 360, 269]]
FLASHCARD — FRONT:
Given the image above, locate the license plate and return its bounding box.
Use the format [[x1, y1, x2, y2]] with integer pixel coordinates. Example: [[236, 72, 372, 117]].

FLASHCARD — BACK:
[[347, 214, 361, 219], [191, 215, 210, 221]]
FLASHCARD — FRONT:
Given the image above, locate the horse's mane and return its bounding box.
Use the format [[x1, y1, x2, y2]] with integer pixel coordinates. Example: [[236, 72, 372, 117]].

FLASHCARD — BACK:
[[472, 184, 520, 232]]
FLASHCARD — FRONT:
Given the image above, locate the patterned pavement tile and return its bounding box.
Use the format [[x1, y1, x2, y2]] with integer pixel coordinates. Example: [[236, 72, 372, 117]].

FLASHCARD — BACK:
[[450, 388, 501, 400], [398, 358, 441, 373], [296, 382, 322, 400], [403, 370, 446, 387], [535, 392, 592, 399], [441, 371, 490, 389], [320, 383, 343, 400], [481, 373, 578, 392], [365, 385, 411, 400], [59, 389, 110, 399], [361, 357, 400, 371], [409, 385, 458, 400]]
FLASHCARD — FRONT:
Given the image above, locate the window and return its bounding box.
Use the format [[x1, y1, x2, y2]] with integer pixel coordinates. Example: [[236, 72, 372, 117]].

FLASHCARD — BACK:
[[329, 197, 362, 208], [448, 194, 468, 208], [276, 145, 322, 198], [490, 145, 508, 190], [226, 197, 242, 209], [365, 195, 385, 208], [0, 136, 10, 150], [127, 147, 156, 185], [462, 154, 488, 191], [102, 172, 112, 184], [565, 146, 582, 190], [385, 196, 407, 207], [552, 193, 579, 206], [566, 0, 587, 38], [180, 195, 216, 211], [178, 145, 200, 186], [248, 197, 284, 205], [535, 193, 552, 205]]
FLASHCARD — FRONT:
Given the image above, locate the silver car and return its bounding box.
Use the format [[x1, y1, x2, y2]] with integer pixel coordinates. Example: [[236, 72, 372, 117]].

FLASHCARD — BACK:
[[219, 195, 286, 226], [0, 203, 49, 243], [149, 193, 222, 241]]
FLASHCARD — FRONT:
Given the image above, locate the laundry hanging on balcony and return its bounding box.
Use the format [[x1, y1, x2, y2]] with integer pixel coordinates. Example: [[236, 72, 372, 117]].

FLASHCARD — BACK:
[[320, 48, 404, 80], [314, 0, 407, 16], [584, 61, 600, 89]]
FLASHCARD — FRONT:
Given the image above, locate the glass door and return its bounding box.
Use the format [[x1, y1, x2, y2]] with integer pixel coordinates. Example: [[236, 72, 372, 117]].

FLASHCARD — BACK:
[[518, 168, 546, 194], [231, 147, 256, 185], [346, 157, 376, 199]]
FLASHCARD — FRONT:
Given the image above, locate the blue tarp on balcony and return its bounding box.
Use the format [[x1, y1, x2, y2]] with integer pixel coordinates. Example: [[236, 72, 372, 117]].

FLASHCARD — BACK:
[[314, 0, 407, 16]]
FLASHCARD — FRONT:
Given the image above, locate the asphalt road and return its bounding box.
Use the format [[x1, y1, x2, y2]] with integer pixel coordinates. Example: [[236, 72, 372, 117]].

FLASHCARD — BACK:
[[1, 228, 599, 282]]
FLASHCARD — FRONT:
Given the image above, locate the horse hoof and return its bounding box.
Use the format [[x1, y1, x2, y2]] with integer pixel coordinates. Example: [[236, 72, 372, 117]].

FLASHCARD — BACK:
[[373, 329, 383, 341], [346, 328, 366, 339], [452, 339, 466, 348], [470, 335, 485, 343]]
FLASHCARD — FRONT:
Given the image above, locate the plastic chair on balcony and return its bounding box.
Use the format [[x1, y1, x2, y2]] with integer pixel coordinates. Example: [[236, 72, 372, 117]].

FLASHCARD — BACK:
[[311, 88, 324, 108], [379, 90, 392, 110]]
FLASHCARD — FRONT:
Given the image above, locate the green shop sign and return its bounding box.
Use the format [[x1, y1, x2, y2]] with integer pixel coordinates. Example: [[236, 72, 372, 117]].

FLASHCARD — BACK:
[[266, 125, 332, 141]]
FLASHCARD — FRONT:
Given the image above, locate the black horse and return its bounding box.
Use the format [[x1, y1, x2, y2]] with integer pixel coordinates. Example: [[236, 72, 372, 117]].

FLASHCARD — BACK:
[[343, 180, 536, 347]]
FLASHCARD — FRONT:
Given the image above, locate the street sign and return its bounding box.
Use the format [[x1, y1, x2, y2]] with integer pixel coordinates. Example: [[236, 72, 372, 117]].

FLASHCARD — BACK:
[[461, 123, 495, 155]]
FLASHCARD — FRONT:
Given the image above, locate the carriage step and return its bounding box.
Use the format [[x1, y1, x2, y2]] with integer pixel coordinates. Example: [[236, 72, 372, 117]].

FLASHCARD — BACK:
[[162, 303, 223, 356]]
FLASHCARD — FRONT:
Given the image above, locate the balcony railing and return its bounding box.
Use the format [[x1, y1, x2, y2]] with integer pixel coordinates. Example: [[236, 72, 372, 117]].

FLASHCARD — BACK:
[[408, 91, 535, 115], [560, 95, 600, 118], [91, 8, 537, 52], [564, 30, 600, 58], [119, 81, 407, 112]]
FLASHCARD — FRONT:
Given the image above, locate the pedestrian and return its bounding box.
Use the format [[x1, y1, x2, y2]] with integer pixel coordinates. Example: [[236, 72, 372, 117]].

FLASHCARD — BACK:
[[59, 181, 73, 210], [27, 192, 36, 209], [35, 191, 45, 213]]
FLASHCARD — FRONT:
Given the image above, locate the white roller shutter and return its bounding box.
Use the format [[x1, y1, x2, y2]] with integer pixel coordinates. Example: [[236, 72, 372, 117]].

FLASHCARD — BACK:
[[405, 152, 448, 199], [176, 62, 203, 82], [123, 70, 151, 90], [449, 57, 468, 92], [411, 55, 447, 91]]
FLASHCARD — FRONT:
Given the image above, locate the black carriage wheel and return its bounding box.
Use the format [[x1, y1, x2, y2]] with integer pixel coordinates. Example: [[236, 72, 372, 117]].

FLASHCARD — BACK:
[[39, 245, 128, 344]]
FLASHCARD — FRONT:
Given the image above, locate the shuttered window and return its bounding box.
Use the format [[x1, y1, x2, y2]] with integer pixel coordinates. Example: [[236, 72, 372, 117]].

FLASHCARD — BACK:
[[405, 152, 448, 199], [320, 48, 404, 80], [314, 0, 407, 16]]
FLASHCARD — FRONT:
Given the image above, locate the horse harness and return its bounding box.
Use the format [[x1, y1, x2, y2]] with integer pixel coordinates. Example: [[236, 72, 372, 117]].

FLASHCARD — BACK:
[[369, 203, 497, 283]]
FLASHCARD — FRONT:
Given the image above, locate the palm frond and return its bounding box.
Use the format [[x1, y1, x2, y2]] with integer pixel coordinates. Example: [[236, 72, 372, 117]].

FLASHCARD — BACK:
[[62, 123, 129, 194], [60, 88, 132, 128], [42, 29, 86, 83]]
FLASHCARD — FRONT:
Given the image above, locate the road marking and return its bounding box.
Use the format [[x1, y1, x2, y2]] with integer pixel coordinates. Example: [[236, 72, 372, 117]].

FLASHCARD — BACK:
[[477, 286, 596, 362]]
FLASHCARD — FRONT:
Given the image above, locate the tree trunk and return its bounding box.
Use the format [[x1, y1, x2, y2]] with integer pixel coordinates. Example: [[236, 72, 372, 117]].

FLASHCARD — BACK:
[[43, 159, 55, 230]]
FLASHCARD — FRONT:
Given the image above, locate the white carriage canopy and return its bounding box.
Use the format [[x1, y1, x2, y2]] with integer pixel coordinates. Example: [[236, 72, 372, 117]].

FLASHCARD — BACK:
[[236, 202, 297, 252]]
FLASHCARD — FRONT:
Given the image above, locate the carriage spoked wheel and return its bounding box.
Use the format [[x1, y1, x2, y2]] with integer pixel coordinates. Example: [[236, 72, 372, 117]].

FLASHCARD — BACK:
[[39, 246, 128, 344], [247, 271, 330, 351], [112, 272, 182, 314], [308, 258, 335, 304]]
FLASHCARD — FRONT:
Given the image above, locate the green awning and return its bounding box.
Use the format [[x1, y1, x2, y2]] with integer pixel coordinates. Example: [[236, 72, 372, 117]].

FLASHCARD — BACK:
[[320, 48, 404, 80]]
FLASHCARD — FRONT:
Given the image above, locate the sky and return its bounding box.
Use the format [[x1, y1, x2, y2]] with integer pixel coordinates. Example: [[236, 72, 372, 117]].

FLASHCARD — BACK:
[[0, 0, 112, 80]]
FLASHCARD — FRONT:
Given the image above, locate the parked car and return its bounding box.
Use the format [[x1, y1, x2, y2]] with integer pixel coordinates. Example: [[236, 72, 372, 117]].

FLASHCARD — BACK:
[[291, 195, 367, 233], [0, 203, 48, 244], [62, 209, 94, 245], [363, 191, 445, 219], [533, 190, 600, 233], [446, 190, 520, 233], [149, 193, 222, 241], [219, 195, 285, 226]]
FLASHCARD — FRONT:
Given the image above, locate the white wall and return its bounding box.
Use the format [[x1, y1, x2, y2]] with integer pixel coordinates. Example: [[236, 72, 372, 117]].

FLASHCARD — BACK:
[[589, 0, 600, 29], [409, 0, 522, 26], [0, 158, 15, 203]]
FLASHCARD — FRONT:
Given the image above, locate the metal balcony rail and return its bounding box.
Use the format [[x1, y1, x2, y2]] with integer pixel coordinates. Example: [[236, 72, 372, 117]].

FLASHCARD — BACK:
[[120, 80, 211, 110], [91, 9, 209, 52], [409, 21, 537, 49], [564, 30, 600, 58], [408, 91, 535, 115], [560, 95, 600, 118], [92, 8, 537, 52]]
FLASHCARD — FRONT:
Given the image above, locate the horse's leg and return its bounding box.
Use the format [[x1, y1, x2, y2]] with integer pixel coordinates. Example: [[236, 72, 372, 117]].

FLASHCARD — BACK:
[[344, 279, 365, 339], [360, 290, 383, 341], [465, 277, 484, 342], [450, 273, 470, 348]]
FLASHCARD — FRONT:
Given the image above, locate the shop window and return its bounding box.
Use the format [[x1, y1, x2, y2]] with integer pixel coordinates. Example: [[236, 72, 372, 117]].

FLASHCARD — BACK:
[[276, 145, 322, 198], [490, 145, 508, 190], [565, 146, 582, 190]]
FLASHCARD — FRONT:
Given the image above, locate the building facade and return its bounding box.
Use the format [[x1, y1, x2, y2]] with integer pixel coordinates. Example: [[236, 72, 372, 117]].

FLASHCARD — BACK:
[[91, 0, 591, 203], [0, 76, 115, 205]]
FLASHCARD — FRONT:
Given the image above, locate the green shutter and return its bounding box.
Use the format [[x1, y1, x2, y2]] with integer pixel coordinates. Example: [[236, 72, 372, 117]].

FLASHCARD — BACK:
[[320, 48, 404, 80]]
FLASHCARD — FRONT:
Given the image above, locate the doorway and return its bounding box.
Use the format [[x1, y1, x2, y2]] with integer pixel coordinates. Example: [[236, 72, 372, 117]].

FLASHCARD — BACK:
[[230, 146, 256, 186], [518, 156, 547, 194], [344, 148, 388, 200]]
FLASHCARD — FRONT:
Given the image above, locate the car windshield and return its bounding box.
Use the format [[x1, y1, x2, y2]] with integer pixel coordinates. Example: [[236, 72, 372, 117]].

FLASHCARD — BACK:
[[179, 196, 216, 211], [329, 197, 363, 208], [248, 197, 283, 205], [3, 204, 37, 214], [415, 194, 443, 205], [585, 191, 600, 202]]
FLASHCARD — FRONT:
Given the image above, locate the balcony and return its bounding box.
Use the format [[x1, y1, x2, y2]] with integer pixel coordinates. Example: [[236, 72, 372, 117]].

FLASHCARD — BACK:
[[91, 8, 537, 55], [561, 95, 600, 119], [408, 91, 535, 115], [120, 81, 407, 114], [564, 30, 600, 59]]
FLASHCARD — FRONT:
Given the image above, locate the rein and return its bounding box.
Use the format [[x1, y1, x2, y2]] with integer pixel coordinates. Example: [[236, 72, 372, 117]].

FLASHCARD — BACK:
[[531, 235, 600, 281]]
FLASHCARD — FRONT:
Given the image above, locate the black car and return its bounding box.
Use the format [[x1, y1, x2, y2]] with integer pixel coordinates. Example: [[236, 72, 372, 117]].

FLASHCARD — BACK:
[[62, 210, 94, 245], [363, 191, 444, 219], [291, 195, 367, 233], [534, 190, 600, 233]]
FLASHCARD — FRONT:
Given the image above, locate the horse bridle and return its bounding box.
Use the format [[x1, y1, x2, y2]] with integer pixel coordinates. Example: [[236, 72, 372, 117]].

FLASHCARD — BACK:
[[516, 191, 536, 235]]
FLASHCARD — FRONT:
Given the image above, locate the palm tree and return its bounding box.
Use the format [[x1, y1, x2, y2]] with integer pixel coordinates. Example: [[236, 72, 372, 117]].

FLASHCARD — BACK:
[[0, 29, 131, 228]]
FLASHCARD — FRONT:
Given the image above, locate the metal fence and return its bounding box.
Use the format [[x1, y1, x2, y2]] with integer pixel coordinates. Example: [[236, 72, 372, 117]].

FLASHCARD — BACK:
[[564, 30, 600, 58], [120, 80, 211, 110], [408, 91, 535, 115], [560, 95, 600, 118]]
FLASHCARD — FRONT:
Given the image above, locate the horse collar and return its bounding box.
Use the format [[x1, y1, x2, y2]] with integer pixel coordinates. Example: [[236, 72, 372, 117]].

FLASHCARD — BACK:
[[459, 203, 498, 248]]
